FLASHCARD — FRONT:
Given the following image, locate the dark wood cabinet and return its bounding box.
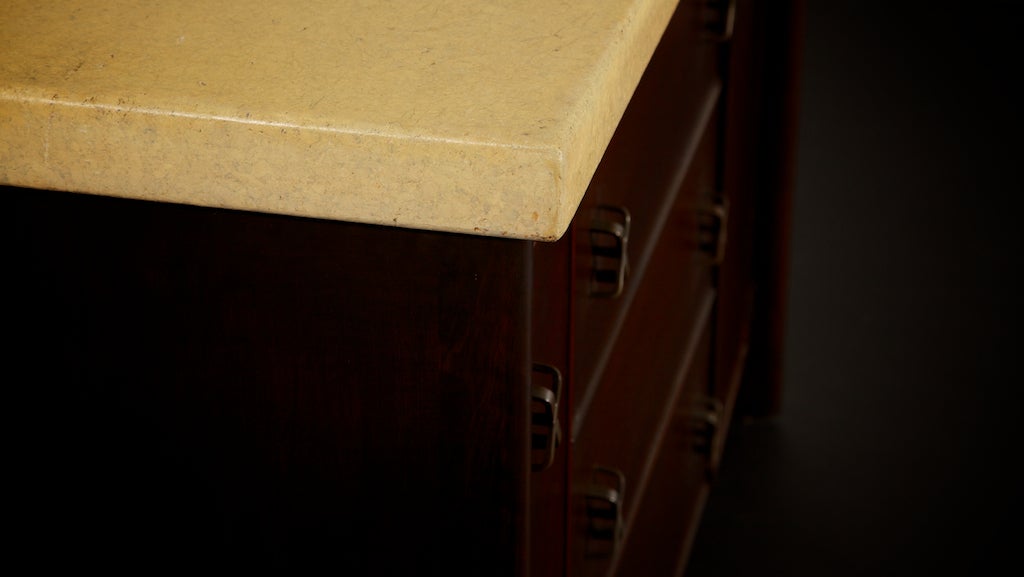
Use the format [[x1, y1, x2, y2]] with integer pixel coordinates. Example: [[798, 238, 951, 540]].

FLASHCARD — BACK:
[[6, 1, 799, 574], [533, 2, 800, 574]]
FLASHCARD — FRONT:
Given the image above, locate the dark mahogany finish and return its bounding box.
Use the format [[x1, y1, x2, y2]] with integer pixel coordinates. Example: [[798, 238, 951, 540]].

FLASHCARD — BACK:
[[5, 1, 799, 575], [10, 188, 529, 573], [722, 0, 804, 419]]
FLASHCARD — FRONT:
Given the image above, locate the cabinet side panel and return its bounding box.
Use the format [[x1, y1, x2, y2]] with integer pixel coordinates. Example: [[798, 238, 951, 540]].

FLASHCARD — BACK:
[[724, 0, 803, 417], [7, 186, 529, 574]]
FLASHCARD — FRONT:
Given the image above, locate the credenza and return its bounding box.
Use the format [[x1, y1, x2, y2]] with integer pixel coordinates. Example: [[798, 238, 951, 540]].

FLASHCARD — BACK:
[[3, 1, 800, 574]]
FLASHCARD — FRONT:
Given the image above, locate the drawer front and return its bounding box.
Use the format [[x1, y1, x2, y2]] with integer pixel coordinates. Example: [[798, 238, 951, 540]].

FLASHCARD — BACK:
[[572, 97, 719, 440], [568, 174, 718, 576], [571, 0, 721, 430], [612, 321, 713, 577]]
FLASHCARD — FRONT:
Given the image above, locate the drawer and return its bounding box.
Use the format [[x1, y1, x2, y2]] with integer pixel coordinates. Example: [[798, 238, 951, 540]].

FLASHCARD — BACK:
[[570, 0, 721, 429], [613, 322, 713, 577], [572, 95, 719, 437], [568, 187, 718, 576]]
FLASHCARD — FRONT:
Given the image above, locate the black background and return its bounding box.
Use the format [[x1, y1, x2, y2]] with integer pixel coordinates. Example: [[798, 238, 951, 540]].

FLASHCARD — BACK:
[[688, 1, 1023, 575]]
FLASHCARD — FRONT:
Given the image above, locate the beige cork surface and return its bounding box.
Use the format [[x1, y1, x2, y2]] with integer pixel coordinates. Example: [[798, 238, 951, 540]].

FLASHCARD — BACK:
[[1, 0, 679, 240]]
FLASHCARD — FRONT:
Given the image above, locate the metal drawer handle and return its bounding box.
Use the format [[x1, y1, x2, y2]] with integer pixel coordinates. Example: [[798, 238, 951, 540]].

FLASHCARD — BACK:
[[589, 205, 631, 298], [690, 395, 725, 479], [698, 197, 729, 265], [704, 0, 737, 43], [583, 466, 626, 558], [531, 363, 563, 472]]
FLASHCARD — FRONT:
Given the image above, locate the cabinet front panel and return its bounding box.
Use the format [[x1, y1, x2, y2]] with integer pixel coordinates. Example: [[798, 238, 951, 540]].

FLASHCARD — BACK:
[[568, 130, 718, 575], [571, 0, 722, 433], [613, 320, 713, 577]]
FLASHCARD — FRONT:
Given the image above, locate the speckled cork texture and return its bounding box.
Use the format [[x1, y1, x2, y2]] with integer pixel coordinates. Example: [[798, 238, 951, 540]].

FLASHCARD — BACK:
[[1, 0, 680, 240]]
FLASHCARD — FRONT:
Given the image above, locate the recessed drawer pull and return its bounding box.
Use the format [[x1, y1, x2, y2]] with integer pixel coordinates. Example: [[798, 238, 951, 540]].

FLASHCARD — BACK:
[[698, 198, 729, 265], [589, 205, 632, 298], [583, 466, 627, 558], [531, 363, 563, 473], [689, 395, 725, 478], [703, 0, 737, 43]]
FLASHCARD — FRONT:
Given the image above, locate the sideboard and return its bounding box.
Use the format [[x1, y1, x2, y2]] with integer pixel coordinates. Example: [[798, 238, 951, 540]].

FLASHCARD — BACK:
[[3, 1, 801, 574]]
